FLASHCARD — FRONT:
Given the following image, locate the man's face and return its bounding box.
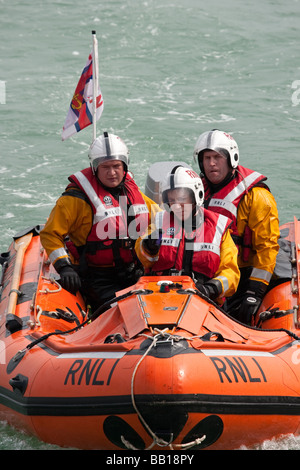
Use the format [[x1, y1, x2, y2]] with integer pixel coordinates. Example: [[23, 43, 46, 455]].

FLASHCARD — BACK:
[[202, 150, 231, 184], [97, 160, 124, 188]]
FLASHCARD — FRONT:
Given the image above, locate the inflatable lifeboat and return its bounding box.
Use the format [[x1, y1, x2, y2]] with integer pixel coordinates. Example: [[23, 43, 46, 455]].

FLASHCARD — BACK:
[[0, 216, 300, 451]]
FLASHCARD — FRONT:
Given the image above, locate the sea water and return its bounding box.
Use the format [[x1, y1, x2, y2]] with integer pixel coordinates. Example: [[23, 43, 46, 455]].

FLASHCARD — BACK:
[[1, 0, 300, 450]]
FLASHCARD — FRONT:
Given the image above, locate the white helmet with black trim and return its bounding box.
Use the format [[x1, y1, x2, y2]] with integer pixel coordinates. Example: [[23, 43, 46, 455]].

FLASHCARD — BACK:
[[193, 129, 239, 172], [88, 132, 129, 173], [161, 165, 204, 207]]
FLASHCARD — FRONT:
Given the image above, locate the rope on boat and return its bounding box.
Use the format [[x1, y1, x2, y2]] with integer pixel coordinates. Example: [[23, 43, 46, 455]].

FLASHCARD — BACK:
[[39, 276, 62, 294], [121, 328, 206, 451], [35, 305, 42, 326]]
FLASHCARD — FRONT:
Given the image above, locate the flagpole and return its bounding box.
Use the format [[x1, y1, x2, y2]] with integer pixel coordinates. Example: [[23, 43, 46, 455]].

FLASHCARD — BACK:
[[92, 30, 99, 143]]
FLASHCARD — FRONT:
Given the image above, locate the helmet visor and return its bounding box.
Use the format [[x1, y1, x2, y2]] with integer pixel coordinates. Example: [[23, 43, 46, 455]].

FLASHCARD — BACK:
[[92, 155, 128, 171]]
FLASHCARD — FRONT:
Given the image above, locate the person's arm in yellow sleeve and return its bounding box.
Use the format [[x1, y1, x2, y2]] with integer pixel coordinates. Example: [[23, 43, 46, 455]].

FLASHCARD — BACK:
[[213, 229, 240, 299], [237, 187, 280, 286], [139, 191, 162, 222], [40, 190, 92, 272]]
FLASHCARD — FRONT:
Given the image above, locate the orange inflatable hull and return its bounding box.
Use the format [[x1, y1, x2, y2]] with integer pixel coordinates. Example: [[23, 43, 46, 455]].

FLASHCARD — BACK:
[[0, 220, 300, 450]]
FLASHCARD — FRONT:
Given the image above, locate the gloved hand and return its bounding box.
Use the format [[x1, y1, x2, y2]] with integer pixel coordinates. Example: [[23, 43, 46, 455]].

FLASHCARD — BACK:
[[58, 266, 81, 294], [117, 262, 144, 284], [237, 295, 262, 325], [231, 280, 268, 325], [195, 279, 222, 301], [142, 229, 163, 255]]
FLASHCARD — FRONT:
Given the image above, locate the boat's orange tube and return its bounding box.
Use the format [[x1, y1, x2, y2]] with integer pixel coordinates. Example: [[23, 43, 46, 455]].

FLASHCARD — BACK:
[[0, 223, 300, 450]]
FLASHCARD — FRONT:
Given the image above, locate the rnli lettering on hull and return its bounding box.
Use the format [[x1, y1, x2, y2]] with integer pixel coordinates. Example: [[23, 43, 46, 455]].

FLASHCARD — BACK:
[[64, 357, 120, 385], [202, 349, 272, 384], [62, 350, 272, 386]]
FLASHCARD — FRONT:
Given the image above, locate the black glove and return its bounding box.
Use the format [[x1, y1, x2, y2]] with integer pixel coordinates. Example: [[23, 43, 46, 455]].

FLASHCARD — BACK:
[[231, 280, 268, 325], [196, 279, 222, 301], [117, 262, 144, 284], [58, 266, 81, 294], [142, 229, 162, 255], [237, 295, 262, 324]]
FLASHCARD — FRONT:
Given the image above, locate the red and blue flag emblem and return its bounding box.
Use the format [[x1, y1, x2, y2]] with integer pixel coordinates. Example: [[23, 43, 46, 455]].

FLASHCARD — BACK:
[[62, 52, 103, 140]]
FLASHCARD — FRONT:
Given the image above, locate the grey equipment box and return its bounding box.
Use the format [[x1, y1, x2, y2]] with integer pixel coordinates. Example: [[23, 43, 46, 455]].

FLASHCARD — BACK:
[[144, 161, 194, 205]]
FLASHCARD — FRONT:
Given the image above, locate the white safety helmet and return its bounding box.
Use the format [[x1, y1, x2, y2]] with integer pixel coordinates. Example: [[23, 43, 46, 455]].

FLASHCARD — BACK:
[[193, 129, 239, 172], [161, 165, 204, 208], [88, 132, 129, 173]]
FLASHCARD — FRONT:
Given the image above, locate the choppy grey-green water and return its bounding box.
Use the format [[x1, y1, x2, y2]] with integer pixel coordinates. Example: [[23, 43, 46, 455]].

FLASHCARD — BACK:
[[1, 0, 300, 449]]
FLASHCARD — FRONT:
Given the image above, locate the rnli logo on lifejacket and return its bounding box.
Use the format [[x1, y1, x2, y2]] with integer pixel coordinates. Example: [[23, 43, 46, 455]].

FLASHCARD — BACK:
[[103, 195, 113, 206], [167, 227, 175, 235]]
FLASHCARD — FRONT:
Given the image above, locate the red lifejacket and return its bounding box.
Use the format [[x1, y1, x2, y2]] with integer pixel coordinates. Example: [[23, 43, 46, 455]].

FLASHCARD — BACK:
[[152, 208, 232, 279], [203, 166, 268, 235], [69, 168, 149, 267]]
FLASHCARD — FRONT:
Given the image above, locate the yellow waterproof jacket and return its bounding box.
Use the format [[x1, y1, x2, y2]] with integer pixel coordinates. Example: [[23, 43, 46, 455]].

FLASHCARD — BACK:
[[135, 219, 240, 300], [236, 187, 280, 286], [40, 187, 160, 270]]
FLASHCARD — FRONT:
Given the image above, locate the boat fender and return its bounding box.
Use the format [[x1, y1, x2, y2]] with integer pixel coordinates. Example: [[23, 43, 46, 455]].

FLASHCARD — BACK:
[[5, 314, 23, 333], [9, 374, 28, 396]]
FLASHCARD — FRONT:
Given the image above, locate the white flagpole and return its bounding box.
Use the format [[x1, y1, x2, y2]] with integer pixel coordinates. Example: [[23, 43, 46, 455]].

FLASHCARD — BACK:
[[92, 30, 99, 143]]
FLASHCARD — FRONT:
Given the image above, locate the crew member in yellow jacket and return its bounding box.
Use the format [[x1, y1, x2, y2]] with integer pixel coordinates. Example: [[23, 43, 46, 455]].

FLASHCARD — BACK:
[[40, 132, 160, 310], [135, 165, 240, 305], [193, 129, 280, 323]]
